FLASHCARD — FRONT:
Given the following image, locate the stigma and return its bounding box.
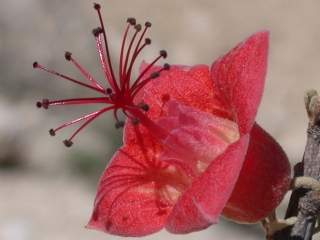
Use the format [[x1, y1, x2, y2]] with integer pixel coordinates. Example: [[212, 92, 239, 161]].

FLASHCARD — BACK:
[[34, 3, 170, 147]]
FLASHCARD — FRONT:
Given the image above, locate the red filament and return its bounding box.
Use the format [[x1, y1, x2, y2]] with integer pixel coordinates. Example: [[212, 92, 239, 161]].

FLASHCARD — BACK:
[[34, 3, 170, 147]]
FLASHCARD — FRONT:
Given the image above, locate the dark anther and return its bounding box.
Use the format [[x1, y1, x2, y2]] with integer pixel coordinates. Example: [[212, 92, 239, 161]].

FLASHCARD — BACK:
[[36, 101, 42, 108], [115, 121, 125, 129], [131, 118, 140, 125], [64, 52, 72, 61], [145, 38, 151, 45], [42, 99, 49, 109], [150, 72, 160, 79], [106, 88, 113, 95], [33, 62, 38, 68], [93, 3, 101, 10], [92, 27, 103, 37], [139, 103, 149, 112], [127, 17, 136, 25], [163, 63, 170, 70], [145, 22, 152, 27], [135, 24, 142, 32], [160, 50, 167, 58], [63, 139, 73, 147], [49, 129, 56, 136]]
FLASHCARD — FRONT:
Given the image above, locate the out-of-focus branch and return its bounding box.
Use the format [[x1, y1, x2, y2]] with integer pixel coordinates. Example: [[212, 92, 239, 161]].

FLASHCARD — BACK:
[[273, 89, 320, 240]]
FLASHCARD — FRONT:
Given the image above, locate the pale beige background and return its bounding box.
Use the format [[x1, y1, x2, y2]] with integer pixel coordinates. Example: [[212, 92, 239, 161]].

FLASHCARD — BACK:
[[1, 0, 320, 240]]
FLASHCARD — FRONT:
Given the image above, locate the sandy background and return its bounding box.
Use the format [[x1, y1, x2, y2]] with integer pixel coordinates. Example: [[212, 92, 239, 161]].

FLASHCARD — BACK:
[[1, 0, 320, 239]]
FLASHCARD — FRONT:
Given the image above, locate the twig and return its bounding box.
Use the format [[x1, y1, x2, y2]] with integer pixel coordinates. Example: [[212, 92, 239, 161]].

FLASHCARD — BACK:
[[273, 90, 320, 240]]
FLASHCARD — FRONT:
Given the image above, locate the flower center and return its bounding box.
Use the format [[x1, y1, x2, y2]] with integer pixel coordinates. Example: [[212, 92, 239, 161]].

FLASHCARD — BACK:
[[33, 3, 170, 147]]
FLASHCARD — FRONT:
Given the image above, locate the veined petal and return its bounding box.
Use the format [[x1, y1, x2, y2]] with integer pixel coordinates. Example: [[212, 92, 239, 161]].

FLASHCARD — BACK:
[[223, 123, 291, 223], [87, 148, 166, 236], [211, 31, 269, 134], [165, 134, 249, 234], [135, 63, 231, 119], [158, 101, 239, 175], [87, 138, 189, 236]]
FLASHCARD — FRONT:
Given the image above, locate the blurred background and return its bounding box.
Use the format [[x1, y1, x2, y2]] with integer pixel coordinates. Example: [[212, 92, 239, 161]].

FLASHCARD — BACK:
[[1, 0, 320, 239]]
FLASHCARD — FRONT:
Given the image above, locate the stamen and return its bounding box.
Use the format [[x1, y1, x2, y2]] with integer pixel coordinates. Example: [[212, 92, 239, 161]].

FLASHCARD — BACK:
[[37, 99, 50, 109], [33, 62, 105, 94], [93, 3, 101, 10], [49, 129, 56, 136], [51, 97, 110, 106], [119, 19, 135, 87], [93, 3, 118, 91], [64, 105, 115, 146], [35, 3, 170, 145], [124, 22, 152, 88], [94, 29, 119, 92], [163, 63, 170, 70], [63, 139, 73, 147], [127, 17, 136, 26], [64, 52, 104, 91], [51, 109, 106, 135], [159, 50, 167, 58], [131, 62, 170, 97], [36, 101, 42, 108], [131, 50, 168, 90], [121, 24, 142, 88]]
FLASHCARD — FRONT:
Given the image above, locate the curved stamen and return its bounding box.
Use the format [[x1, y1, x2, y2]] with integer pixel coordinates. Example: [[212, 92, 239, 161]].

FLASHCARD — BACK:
[[93, 29, 119, 92], [35, 3, 170, 145], [93, 3, 118, 91], [119, 18, 136, 87], [121, 24, 142, 90], [125, 39, 151, 89], [130, 50, 167, 91], [113, 109, 125, 129], [33, 62, 105, 94], [125, 22, 152, 88], [131, 62, 169, 97], [50, 110, 104, 136], [65, 52, 104, 91], [64, 105, 116, 147]]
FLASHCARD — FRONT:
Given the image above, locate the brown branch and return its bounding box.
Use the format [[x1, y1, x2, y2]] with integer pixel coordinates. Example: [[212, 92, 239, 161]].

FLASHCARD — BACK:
[[273, 90, 320, 240]]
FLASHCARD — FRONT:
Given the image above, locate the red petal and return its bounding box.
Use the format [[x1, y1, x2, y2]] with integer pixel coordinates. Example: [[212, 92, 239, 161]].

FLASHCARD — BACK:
[[223, 123, 291, 222], [211, 31, 269, 134], [165, 134, 249, 233], [87, 140, 174, 236], [135, 63, 231, 119], [157, 101, 239, 176]]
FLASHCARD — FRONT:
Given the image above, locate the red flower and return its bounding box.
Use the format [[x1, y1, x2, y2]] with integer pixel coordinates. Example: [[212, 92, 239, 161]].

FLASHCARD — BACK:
[[34, 3, 290, 237], [87, 32, 291, 236]]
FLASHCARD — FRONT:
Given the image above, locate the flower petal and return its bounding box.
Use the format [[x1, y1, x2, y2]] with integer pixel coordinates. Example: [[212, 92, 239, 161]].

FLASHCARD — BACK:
[[165, 134, 250, 233], [135, 63, 231, 120], [211, 31, 269, 134], [223, 123, 291, 222], [87, 140, 174, 236], [158, 100, 239, 175]]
